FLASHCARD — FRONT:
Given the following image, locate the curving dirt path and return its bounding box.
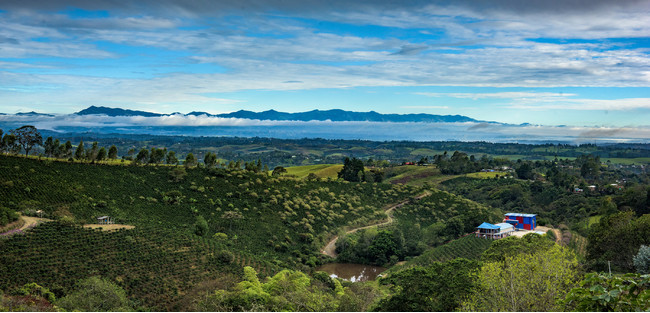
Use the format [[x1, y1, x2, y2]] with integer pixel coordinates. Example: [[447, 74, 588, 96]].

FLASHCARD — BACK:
[[19, 215, 52, 230], [321, 191, 431, 258]]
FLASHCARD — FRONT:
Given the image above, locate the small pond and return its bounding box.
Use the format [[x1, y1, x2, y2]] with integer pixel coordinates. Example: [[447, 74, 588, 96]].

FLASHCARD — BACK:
[[315, 263, 387, 282]]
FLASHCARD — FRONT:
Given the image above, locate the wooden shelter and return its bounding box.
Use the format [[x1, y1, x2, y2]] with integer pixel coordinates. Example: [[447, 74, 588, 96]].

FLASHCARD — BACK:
[[97, 216, 114, 225]]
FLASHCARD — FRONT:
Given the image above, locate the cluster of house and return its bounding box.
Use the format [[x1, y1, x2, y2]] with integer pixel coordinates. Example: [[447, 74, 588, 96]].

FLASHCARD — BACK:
[[475, 213, 538, 240], [573, 183, 624, 193]]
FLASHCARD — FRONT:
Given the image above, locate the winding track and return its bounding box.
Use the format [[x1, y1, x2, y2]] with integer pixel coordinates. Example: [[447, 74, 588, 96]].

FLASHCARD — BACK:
[[321, 191, 431, 258]]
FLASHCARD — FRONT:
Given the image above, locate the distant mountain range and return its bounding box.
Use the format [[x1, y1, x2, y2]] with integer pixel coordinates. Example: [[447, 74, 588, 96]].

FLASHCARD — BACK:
[[75, 106, 481, 123]]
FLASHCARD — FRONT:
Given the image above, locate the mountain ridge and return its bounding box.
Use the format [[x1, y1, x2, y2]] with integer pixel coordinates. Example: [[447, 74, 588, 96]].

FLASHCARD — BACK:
[[75, 105, 483, 123]]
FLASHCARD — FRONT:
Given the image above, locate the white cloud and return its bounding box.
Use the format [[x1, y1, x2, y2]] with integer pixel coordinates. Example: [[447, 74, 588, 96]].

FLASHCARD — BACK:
[[414, 92, 576, 100]]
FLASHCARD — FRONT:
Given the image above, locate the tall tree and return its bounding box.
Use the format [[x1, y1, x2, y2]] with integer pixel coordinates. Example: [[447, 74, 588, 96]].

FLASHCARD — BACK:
[[338, 157, 365, 182], [86, 142, 99, 160], [166, 150, 178, 165], [74, 140, 85, 160], [184, 153, 197, 167], [11, 125, 42, 156], [108, 145, 118, 159], [149, 147, 166, 164], [96, 147, 107, 162], [43, 136, 55, 157], [204, 152, 217, 168], [52, 138, 61, 157], [3, 134, 18, 154], [136, 148, 149, 164], [62, 141, 73, 158]]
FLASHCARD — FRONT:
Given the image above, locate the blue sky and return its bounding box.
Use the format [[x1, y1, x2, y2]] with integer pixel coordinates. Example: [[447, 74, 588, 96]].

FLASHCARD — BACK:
[[0, 0, 649, 126]]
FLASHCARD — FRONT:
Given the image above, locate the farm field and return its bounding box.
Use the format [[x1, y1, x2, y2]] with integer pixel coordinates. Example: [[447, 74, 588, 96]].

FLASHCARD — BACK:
[[399, 235, 493, 268], [278, 164, 343, 179]]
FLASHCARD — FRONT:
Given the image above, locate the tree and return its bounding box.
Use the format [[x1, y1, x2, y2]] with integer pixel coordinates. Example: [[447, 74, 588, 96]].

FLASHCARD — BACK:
[[197, 267, 339, 312], [184, 153, 197, 167], [562, 273, 650, 312], [74, 140, 85, 160], [272, 166, 287, 177], [108, 145, 118, 159], [135, 148, 149, 164], [96, 147, 107, 162], [56, 277, 132, 312], [481, 233, 555, 263], [195, 215, 209, 237], [587, 212, 650, 272], [166, 150, 178, 165], [62, 141, 72, 158], [633, 245, 650, 274], [598, 196, 618, 216], [43, 137, 55, 157], [338, 157, 365, 182], [0, 206, 19, 226], [1, 133, 17, 154], [462, 245, 578, 312], [376, 258, 480, 312], [149, 147, 166, 164], [515, 162, 534, 180], [51, 138, 61, 157], [204, 152, 217, 168], [10, 125, 42, 156], [86, 142, 99, 161]]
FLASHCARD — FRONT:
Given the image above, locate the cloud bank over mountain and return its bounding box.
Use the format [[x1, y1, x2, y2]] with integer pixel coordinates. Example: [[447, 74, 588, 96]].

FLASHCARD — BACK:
[[1, 108, 648, 143]]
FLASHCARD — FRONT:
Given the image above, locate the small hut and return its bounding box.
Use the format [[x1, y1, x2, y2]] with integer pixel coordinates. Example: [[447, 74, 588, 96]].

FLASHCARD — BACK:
[[97, 216, 114, 225]]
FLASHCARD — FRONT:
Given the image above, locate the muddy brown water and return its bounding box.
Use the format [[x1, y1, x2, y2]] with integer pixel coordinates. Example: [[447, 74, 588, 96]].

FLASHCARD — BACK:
[[315, 263, 387, 282]]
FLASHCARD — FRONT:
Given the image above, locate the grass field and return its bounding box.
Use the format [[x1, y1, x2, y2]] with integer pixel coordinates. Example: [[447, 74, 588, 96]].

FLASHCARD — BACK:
[[464, 171, 509, 179], [279, 164, 344, 179], [601, 157, 650, 165], [384, 165, 442, 186], [385, 165, 511, 187]]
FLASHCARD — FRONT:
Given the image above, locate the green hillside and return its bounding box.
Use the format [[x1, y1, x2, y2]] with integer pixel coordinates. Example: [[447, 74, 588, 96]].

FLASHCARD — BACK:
[[280, 164, 343, 179], [0, 222, 248, 311], [0, 155, 421, 310], [404, 235, 493, 267], [0, 156, 417, 264]]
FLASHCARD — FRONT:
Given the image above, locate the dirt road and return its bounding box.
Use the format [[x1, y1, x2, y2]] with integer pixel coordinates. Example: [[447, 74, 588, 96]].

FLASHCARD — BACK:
[[19, 215, 52, 230], [321, 191, 430, 258]]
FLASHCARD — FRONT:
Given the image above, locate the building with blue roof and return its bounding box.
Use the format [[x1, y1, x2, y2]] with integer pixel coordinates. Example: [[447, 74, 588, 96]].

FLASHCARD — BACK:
[[476, 222, 515, 239]]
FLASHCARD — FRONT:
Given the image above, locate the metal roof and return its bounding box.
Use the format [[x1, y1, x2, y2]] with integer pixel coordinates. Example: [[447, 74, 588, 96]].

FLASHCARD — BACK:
[[505, 213, 537, 217], [97, 216, 109, 219], [495, 223, 514, 230], [477, 222, 500, 229]]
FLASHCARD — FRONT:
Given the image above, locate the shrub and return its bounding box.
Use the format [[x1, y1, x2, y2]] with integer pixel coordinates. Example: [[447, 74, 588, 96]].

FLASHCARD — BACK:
[[214, 250, 234, 264], [56, 277, 132, 312]]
